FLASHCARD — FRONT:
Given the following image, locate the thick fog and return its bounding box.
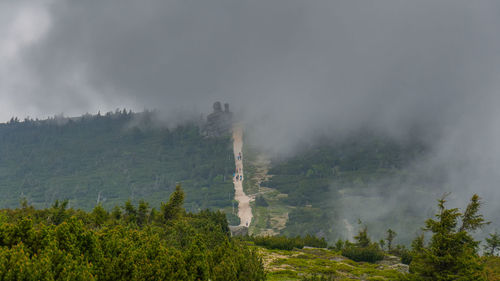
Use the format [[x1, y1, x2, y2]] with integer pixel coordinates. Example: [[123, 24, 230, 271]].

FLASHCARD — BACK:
[[2, 1, 500, 233]]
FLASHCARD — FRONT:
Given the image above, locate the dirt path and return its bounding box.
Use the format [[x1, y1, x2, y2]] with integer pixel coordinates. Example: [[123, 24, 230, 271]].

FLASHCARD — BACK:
[[232, 125, 253, 227]]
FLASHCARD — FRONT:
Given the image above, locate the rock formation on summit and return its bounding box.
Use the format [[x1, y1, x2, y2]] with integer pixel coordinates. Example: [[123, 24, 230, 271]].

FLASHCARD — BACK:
[[204, 101, 233, 137]]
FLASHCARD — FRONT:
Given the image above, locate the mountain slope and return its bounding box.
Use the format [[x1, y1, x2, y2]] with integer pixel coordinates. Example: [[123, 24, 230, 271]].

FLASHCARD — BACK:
[[245, 131, 439, 244], [0, 111, 235, 215]]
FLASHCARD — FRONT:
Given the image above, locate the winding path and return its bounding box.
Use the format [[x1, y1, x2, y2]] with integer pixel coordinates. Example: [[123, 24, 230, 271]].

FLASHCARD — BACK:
[[232, 125, 253, 227]]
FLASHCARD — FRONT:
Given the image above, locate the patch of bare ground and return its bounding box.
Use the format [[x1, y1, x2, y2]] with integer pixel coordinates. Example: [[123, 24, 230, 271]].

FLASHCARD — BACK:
[[245, 151, 293, 236], [252, 154, 272, 187]]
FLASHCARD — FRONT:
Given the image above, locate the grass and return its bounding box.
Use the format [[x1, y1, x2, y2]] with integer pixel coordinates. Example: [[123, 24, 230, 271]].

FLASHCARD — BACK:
[[254, 245, 500, 280], [242, 141, 295, 236], [250, 244, 406, 281], [242, 140, 260, 195]]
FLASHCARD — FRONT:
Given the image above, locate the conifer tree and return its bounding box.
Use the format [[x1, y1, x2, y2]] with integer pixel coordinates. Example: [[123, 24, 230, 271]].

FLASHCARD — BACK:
[[484, 232, 500, 256], [137, 200, 149, 226], [124, 199, 137, 224], [354, 226, 370, 247], [91, 204, 109, 227], [386, 229, 396, 252], [162, 184, 185, 221], [409, 194, 489, 280]]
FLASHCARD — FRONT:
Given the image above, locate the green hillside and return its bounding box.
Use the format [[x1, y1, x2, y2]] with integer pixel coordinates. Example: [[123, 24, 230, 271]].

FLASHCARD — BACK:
[[246, 131, 440, 244], [0, 111, 235, 216]]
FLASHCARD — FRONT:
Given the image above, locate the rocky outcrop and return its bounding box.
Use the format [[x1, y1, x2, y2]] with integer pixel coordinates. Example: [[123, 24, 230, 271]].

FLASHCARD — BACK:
[[377, 255, 409, 274], [204, 101, 233, 137]]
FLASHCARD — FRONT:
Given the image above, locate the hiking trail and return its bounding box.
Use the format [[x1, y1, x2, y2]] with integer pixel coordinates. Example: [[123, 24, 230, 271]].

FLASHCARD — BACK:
[[232, 125, 253, 227]]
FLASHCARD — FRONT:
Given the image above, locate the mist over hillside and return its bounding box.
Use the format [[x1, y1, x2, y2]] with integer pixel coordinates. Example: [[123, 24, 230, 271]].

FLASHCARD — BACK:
[[2, 0, 500, 242]]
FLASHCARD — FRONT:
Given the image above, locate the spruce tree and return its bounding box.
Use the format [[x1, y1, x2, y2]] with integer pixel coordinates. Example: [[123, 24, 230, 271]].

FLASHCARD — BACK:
[[386, 229, 396, 253], [354, 226, 370, 247], [162, 184, 185, 221], [409, 194, 489, 280], [137, 200, 149, 226], [484, 232, 500, 256]]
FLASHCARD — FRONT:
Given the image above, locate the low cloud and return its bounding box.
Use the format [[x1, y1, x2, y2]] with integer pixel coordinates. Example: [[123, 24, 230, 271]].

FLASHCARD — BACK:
[[2, 0, 500, 234]]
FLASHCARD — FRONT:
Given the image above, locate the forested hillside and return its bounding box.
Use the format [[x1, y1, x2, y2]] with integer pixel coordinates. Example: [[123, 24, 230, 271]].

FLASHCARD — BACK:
[[257, 131, 439, 244], [0, 111, 235, 217]]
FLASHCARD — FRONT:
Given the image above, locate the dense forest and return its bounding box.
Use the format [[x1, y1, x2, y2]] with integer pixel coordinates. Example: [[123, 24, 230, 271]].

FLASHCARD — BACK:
[[0, 111, 236, 223], [0, 185, 265, 280]]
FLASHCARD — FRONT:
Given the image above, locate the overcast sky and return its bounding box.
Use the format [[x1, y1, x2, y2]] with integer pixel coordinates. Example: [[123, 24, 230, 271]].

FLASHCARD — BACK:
[[1, 1, 498, 123], [2, 1, 500, 214]]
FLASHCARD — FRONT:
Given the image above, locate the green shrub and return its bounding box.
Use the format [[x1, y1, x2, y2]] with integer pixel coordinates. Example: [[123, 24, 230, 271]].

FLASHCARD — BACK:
[[253, 234, 327, 250], [341, 243, 384, 263], [400, 250, 413, 265], [253, 235, 304, 250], [303, 234, 328, 248], [0, 186, 266, 280], [333, 239, 344, 251]]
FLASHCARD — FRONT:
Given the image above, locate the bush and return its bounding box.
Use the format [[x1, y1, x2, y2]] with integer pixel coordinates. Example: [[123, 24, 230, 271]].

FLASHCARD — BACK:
[[303, 234, 328, 248], [253, 235, 304, 250], [341, 243, 384, 263], [0, 187, 266, 280], [332, 239, 344, 251], [400, 250, 413, 265], [253, 234, 327, 250]]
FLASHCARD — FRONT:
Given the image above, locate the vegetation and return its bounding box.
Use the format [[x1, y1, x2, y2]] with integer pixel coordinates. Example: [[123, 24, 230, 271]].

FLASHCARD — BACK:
[[300, 274, 336, 281], [0, 111, 235, 214], [385, 229, 397, 252], [483, 256, 500, 280], [0, 185, 265, 280], [253, 235, 327, 251], [255, 195, 269, 207], [341, 243, 384, 263], [341, 226, 384, 263], [408, 194, 488, 280], [260, 132, 432, 243], [485, 232, 500, 256], [2, 114, 500, 279], [255, 194, 499, 279], [257, 246, 405, 281]]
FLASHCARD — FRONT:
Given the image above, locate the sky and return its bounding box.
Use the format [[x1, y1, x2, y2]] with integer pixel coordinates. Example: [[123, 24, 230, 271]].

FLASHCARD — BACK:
[[2, 1, 500, 227], [1, 1, 499, 141]]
